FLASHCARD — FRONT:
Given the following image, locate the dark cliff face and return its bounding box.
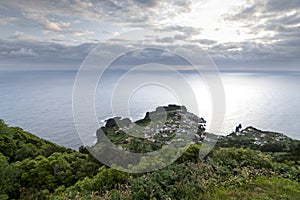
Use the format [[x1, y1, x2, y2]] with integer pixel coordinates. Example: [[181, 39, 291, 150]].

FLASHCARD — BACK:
[[103, 104, 186, 129], [143, 105, 187, 121], [104, 117, 132, 128]]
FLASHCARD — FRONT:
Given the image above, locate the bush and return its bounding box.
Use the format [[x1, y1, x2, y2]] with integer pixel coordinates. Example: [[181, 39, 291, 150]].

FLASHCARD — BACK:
[[212, 148, 273, 169]]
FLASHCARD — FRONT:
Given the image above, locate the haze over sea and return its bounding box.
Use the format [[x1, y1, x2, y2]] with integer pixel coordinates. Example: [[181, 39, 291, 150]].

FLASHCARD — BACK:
[[1, 69, 299, 149]]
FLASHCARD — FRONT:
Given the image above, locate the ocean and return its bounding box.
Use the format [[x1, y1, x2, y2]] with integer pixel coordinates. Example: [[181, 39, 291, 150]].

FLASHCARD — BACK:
[[0, 69, 299, 149]]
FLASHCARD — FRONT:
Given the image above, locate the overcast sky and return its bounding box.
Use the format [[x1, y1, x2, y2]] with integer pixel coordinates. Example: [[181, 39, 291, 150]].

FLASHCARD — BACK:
[[0, 0, 299, 71]]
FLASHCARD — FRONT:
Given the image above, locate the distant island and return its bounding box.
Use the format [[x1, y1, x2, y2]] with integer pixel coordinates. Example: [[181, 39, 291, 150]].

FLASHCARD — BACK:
[[0, 105, 299, 199]]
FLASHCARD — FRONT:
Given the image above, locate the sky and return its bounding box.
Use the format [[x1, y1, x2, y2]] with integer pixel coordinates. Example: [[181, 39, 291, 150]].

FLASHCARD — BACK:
[[0, 0, 299, 71]]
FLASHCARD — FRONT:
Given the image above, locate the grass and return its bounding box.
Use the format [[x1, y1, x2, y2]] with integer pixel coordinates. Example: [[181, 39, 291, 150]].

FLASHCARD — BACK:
[[203, 176, 300, 200]]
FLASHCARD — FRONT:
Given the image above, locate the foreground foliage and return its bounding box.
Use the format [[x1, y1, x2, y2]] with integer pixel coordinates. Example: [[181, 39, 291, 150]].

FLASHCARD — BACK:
[[0, 120, 99, 199]]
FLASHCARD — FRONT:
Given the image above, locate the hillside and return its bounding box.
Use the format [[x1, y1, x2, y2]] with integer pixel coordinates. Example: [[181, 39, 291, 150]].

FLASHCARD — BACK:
[[217, 126, 300, 162], [0, 119, 100, 199], [0, 105, 300, 199], [94, 105, 207, 153]]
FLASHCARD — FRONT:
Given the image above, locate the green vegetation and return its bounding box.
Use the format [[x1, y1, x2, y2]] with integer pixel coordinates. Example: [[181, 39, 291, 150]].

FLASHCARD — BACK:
[[50, 147, 299, 200], [0, 119, 99, 199], [0, 105, 299, 199], [203, 177, 300, 200], [97, 105, 205, 154], [217, 126, 300, 162]]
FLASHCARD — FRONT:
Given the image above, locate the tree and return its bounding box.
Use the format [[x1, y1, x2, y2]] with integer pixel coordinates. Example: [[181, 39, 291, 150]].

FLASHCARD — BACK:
[[0, 153, 20, 199]]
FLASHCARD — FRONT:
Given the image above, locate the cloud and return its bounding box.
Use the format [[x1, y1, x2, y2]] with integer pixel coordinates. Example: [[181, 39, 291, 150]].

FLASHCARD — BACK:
[[265, 0, 300, 12], [134, 0, 162, 8], [0, 16, 17, 25], [9, 47, 38, 56], [0, 0, 299, 71], [0, 38, 97, 68], [3, 0, 193, 25], [153, 25, 202, 44], [21, 11, 94, 37], [225, 0, 300, 29], [72, 30, 95, 37], [158, 25, 202, 37], [0, 0, 194, 47], [156, 37, 175, 43], [197, 39, 217, 45], [24, 12, 69, 31], [0, 33, 299, 71], [222, 0, 300, 69], [109, 47, 190, 68]]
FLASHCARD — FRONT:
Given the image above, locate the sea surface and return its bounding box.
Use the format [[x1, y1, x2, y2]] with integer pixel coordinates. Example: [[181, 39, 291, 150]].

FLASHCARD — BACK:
[[0, 69, 299, 149]]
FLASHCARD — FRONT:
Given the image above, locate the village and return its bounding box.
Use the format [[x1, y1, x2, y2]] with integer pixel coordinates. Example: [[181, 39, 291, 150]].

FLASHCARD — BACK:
[[100, 105, 293, 153], [228, 124, 288, 146], [99, 105, 210, 152]]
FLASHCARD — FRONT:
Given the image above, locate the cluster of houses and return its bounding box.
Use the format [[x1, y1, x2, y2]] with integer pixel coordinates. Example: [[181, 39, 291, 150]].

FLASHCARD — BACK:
[[234, 126, 289, 146], [253, 133, 288, 146], [114, 109, 207, 146]]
